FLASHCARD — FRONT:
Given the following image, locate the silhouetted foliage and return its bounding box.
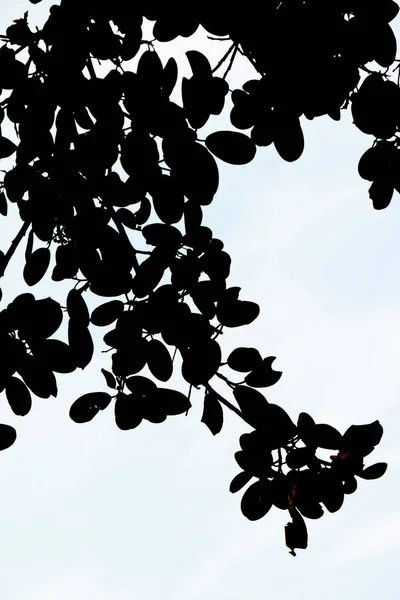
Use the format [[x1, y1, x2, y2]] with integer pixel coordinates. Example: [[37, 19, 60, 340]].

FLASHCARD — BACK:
[[0, 0, 395, 555]]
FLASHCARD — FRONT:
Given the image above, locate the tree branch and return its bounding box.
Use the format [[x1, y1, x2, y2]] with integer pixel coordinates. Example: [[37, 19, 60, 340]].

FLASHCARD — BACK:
[[0, 220, 30, 277], [205, 383, 253, 427]]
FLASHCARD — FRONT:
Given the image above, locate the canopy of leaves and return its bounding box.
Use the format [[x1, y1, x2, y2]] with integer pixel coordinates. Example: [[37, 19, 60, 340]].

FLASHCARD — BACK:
[[0, 0, 395, 555]]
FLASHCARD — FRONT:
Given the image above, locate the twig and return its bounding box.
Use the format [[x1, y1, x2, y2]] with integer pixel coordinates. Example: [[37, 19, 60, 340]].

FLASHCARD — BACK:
[[0, 220, 30, 277], [211, 42, 236, 74], [205, 383, 253, 427]]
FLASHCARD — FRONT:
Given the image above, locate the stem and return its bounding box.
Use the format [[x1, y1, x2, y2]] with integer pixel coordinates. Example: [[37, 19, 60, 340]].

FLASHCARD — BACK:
[[211, 42, 236, 74], [0, 220, 30, 277], [205, 383, 253, 427]]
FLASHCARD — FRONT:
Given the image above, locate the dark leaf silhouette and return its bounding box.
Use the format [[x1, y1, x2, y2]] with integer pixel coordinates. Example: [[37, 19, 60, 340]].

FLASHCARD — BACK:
[[67, 289, 89, 326], [101, 368, 116, 389], [32, 339, 76, 374], [0, 424, 17, 451], [233, 386, 270, 428], [68, 321, 94, 370], [227, 347, 262, 372], [17, 355, 57, 399], [358, 462, 388, 480], [244, 356, 282, 388], [23, 248, 51, 286], [229, 471, 253, 494], [285, 509, 308, 556], [157, 388, 191, 416], [115, 393, 143, 430], [70, 392, 112, 424], [205, 131, 256, 165], [147, 340, 173, 382], [5, 376, 32, 416], [241, 480, 273, 521], [201, 391, 223, 435], [91, 300, 124, 327]]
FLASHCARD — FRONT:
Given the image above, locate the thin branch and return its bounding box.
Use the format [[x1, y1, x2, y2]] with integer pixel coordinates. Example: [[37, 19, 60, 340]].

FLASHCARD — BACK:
[[211, 42, 236, 74], [222, 44, 238, 80], [205, 383, 253, 427], [0, 220, 30, 277]]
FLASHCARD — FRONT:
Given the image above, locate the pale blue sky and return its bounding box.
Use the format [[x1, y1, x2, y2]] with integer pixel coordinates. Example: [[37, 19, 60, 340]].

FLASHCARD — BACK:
[[0, 2, 398, 599]]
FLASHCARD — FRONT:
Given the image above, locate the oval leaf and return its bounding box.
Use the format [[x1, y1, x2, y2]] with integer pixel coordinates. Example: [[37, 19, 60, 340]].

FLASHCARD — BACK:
[[206, 131, 256, 165]]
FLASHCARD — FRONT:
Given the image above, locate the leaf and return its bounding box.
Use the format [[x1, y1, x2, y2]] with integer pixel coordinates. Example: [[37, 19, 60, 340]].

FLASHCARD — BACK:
[[206, 131, 256, 165], [216, 299, 260, 328], [17, 355, 57, 399], [315, 423, 342, 450], [157, 388, 191, 416], [101, 368, 116, 389], [227, 347, 262, 373], [201, 391, 223, 435], [23, 247, 51, 286], [369, 178, 394, 210], [5, 376, 32, 416], [33, 339, 76, 374], [0, 424, 17, 451], [67, 289, 89, 326], [181, 339, 221, 386], [342, 420, 384, 455], [229, 471, 253, 494], [233, 386, 269, 428], [241, 480, 273, 521], [0, 136, 17, 158], [285, 509, 308, 555], [273, 111, 304, 162], [70, 392, 112, 424], [114, 393, 142, 430], [244, 356, 282, 388], [68, 321, 94, 370], [147, 339, 173, 382], [0, 191, 7, 216], [91, 300, 124, 326], [358, 462, 388, 480]]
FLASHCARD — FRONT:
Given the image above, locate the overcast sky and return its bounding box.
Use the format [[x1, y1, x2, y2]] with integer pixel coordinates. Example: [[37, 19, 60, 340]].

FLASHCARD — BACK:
[[0, 2, 399, 599]]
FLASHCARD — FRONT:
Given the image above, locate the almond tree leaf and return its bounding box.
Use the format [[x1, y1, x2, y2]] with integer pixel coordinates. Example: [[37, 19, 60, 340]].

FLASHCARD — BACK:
[[0, 136, 17, 158], [229, 471, 253, 494], [227, 347, 263, 372], [0, 191, 8, 216], [91, 300, 124, 326], [315, 423, 343, 450], [68, 321, 94, 370], [70, 392, 112, 424], [233, 386, 269, 428], [101, 368, 116, 389], [33, 339, 77, 374], [23, 247, 51, 286], [17, 355, 57, 399], [285, 508, 308, 555], [115, 393, 143, 430], [358, 462, 388, 480], [241, 480, 273, 521], [5, 376, 32, 416], [67, 289, 89, 326], [157, 387, 191, 416], [147, 339, 173, 382], [244, 356, 282, 388], [206, 131, 256, 165], [0, 424, 17, 451], [201, 391, 223, 435]]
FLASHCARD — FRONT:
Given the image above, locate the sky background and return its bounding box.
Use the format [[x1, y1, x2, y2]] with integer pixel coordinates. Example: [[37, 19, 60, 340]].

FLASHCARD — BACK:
[[0, 2, 399, 599]]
